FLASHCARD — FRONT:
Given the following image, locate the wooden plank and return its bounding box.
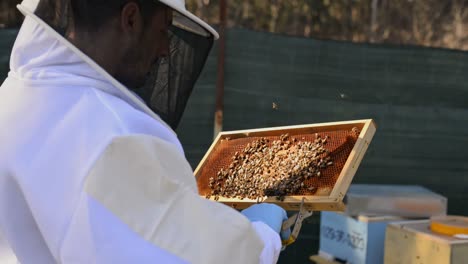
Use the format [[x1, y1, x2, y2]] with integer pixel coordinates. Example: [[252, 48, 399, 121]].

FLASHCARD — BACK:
[[219, 198, 344, 211], [357, 215, 403, 223], [330, 119, 376, 199], [309, 255, 342, 264], [193, 132, 223, 177], [218, 119, 370, 139]]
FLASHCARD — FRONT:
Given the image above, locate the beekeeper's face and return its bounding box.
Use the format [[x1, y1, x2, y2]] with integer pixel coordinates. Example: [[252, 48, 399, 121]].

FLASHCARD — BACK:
[[116, 2, 173, 89]]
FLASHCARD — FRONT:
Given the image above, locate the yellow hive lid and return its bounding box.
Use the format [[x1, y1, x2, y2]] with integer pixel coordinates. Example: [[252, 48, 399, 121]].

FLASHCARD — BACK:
[[430, 215, 468, 236]]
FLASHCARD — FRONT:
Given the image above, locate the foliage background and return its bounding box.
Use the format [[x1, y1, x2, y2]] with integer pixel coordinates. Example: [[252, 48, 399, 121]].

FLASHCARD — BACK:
[[1, 0, 467, 50], [186, 0, 468, 51]]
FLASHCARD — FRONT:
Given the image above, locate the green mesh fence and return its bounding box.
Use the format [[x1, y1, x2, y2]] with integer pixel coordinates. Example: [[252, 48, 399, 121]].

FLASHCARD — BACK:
[[177, 29, 468, 263]]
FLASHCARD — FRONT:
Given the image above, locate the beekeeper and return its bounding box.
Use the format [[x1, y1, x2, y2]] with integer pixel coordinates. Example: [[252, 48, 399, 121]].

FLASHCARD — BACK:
[[0, 0, 290, 263]]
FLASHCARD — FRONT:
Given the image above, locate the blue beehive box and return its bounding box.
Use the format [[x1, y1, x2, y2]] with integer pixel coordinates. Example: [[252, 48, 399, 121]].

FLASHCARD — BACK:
[[319, 212, 402, 264]]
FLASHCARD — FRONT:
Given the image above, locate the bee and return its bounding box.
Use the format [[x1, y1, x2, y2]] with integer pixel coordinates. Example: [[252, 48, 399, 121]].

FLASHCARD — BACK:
[[272, 102, 279, 110]]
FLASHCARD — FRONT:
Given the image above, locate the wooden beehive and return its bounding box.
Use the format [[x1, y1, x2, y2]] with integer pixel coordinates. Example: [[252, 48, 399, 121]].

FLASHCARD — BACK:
[[194, 119, 376, 211], [385, 220, 468, 264]]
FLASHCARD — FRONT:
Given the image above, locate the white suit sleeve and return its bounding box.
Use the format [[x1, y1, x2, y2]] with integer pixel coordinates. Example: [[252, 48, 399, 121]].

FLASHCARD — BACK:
[[251, 222, 282, 264], [0, 231, 17, 264], [74, 135, 280, 264]]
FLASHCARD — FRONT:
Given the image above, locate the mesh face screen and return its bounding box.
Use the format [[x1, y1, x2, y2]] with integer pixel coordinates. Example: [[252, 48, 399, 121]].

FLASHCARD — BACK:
[[135, 24, 214, 129], [196, 127, 362, 198]]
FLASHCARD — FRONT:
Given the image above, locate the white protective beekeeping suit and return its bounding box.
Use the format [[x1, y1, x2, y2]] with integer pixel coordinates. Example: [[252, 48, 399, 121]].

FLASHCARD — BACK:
[[0, 230, 17, 264], [0, 0, 282, 263]]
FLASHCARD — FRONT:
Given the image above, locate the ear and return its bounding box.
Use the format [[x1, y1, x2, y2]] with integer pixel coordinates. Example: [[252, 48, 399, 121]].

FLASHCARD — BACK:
[[120, 2, 144, 35]]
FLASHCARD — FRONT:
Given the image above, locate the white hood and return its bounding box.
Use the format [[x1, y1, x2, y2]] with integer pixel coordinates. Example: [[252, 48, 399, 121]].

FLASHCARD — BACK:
[[12, 0, 176, 134]]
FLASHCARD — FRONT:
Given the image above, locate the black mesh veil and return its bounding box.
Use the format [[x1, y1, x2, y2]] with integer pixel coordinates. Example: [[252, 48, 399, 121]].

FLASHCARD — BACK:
[[34, 1, 214, 130], [134, 11, 214, 129]]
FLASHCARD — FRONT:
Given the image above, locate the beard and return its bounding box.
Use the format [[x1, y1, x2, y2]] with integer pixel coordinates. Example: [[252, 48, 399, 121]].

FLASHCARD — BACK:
[[113, 49, 149, 90]]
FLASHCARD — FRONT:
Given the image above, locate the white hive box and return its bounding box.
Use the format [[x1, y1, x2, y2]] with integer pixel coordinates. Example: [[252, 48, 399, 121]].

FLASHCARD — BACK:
[[344, 184, 447, 218]]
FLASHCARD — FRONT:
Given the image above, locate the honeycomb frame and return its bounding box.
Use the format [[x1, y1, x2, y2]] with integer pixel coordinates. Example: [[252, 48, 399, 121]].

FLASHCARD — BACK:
[[194, 119, 376, 211]]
